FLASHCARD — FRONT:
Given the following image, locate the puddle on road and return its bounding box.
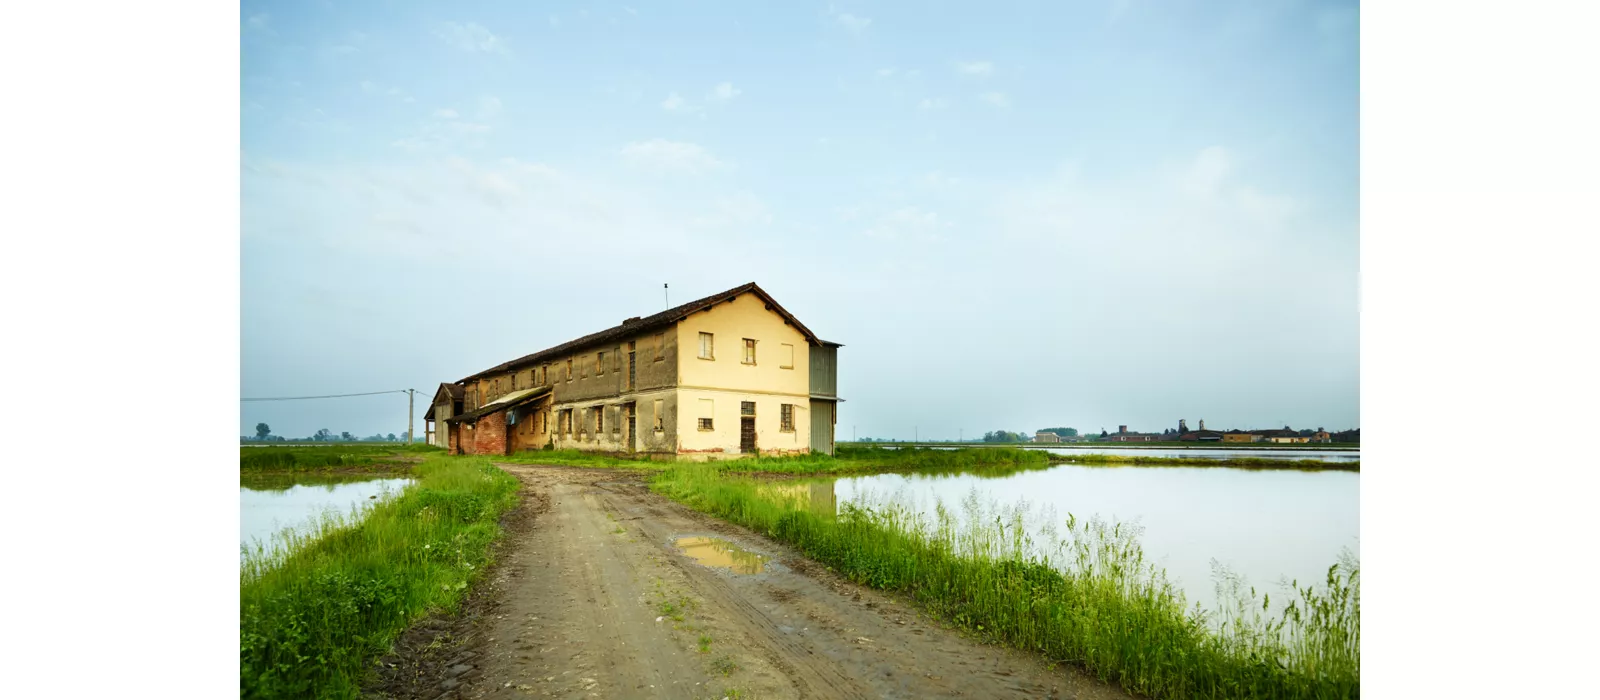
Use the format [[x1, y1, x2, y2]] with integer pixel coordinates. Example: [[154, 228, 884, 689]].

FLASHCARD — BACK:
[[674, 536, 769, 574]]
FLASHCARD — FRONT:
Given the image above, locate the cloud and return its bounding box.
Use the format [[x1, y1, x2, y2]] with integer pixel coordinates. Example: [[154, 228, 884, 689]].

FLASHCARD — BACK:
[[876, 67, 898, 78], [709, 82, 741, 102], [864, 206, 951, 242], [979, 91, 1011, 109], [478, 96, 503, 119], [619, 139, 725, 174], [434, 108, 459, 119], [918, 98, 949, 111], [247, 13, 271, 33], [360, 81, 380, 94], [955, 61, 994, 77], [1181, 146, 1233, 199], [549, 15, 561, 28], [661, 92, 692, 112], [438, 21, 509, 55], [836, 13, 872, 34]]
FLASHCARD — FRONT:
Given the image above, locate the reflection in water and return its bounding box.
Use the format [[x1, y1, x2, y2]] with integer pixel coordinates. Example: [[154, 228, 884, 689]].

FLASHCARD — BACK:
[[754, 480, 838, 518], [674, 536, 770, 574], [830, 463, 1358, 619], [240, 477, 412, 562]]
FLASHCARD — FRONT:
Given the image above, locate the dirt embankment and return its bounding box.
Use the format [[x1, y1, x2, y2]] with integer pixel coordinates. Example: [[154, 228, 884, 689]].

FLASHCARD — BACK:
[[366, 465, 1135, 700]]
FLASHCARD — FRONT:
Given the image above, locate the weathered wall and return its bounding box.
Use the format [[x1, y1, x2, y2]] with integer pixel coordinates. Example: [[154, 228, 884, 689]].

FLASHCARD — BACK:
[[676, 293, 810, 398], [809, 398, 836, 456], [469, 410, 508, 455], [675, 387, 811, 460], [430, 402, 454, 448], [547, 388, 678, 455], [509, 403, 552, 452]]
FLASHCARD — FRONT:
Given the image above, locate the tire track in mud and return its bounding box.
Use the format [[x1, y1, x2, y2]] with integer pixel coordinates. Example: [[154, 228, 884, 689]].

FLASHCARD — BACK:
[[370, 464, 1135, 700]]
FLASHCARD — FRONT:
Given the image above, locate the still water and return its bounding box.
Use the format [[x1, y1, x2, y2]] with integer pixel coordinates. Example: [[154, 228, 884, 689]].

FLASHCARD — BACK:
[[830, 463, 1358, 618], [239, 477, 412, 562]]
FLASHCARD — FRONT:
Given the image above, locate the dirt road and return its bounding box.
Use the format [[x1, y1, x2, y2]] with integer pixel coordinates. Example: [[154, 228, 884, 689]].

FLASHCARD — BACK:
[[370, 464, 1134, 700]]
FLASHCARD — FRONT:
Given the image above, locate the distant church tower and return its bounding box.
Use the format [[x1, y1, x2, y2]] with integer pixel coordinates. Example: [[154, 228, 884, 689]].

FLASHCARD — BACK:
[[1199, 419, 1206, 431], [1178, 419, 1189, 434]]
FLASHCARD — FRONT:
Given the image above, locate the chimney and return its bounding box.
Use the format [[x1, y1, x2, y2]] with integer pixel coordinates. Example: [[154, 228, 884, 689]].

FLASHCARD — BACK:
[[1118, 425, 1128, 434], [622, 316, 642, 326]]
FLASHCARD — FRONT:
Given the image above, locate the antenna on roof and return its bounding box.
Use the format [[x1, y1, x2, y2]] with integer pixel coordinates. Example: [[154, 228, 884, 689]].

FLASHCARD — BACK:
[[664, 283, 669, 309]]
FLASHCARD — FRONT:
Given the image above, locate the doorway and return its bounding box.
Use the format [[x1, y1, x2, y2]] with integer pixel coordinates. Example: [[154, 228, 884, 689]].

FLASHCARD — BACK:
[[740, 401, 757, 454]]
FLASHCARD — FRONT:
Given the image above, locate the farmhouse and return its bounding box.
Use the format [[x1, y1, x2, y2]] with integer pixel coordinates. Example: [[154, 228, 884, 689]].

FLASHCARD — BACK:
[[433, 282, 841, 461]]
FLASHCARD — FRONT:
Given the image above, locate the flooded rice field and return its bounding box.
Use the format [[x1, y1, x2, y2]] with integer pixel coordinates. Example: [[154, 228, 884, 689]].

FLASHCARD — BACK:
[[239, 476, 412, 562], [827, 462, 1358, 618]]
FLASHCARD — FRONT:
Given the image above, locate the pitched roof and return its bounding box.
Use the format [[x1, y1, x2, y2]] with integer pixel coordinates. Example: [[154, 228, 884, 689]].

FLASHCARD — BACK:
[[457, 282, 823, 383], [445, 386, 551, 424]]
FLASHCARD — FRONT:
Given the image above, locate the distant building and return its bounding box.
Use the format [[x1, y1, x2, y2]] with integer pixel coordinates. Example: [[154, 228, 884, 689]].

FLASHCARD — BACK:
[[1223, 430, 1262, 443], [1311, 428, 1332, 443], [1107, 425, 1161, 442], [1034, 431, 1061, 443], [1256, 427, 1310, 444], [1333, 429, 1360, 443], [1179, 430, 1225, 442]]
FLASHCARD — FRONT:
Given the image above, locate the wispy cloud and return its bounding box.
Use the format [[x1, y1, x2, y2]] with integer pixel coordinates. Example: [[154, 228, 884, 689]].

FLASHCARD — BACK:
[[437, 21, 509, 55], [619, 139, 725, 174], [478, 96, 503, 119], [247, 13, 271, 33], [709, 82, 741, 102], [836, 13, 872, 34], [661, 92, 695, 113], [876, 67, 898, 78], [434, 108, 459, 119], [918, 98, 949, 111], [980, 91, 1011, 109], [955, 61, 994, 77], [864, 206, 951, 242]]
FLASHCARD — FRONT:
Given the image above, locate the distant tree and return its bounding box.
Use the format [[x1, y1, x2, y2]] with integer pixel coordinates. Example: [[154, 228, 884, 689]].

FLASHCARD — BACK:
[[255, 423, 271, 440], [1037, 427, 1078, 438], [314, 428, 333, 441], [387, 433, 398, 441], [1100, 429, 1109, 438], [340, 431, 354, 442]]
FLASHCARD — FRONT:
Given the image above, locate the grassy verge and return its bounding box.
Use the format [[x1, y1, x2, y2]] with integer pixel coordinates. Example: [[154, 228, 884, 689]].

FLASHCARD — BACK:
[[653, 465, 1358, 700], [240, 444, 446, 474], [496, 445, 1051, 477], [1047, 453, 1360, 471], [240, 456, 520, 699]]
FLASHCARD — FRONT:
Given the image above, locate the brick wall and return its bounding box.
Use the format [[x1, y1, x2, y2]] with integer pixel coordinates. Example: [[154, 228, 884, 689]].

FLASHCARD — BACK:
[[470, 410, 508, 456]]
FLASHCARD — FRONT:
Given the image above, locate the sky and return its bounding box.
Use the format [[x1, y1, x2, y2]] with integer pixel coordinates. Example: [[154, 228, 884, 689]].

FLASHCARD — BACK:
[[240, 0, 1360, 440]]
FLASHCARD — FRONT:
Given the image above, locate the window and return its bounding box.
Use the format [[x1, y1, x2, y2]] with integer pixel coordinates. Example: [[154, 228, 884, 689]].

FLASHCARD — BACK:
[[597, 351, 606, 375], [781, 404, 795, 432], [560, 410, 571, 435], [743, 338, 756, 365], [699, 332, 714, 360], [780, 343, 794, 369], [612, 406, 621, 434], [698, 398, 715, 431], [654, 332, 665, 361], [741, 401, 756, 416], [653, 399, 664, 432], [566, 359, 573, 381], [493, 379, 500, 396], [594, 406, 604, 434]]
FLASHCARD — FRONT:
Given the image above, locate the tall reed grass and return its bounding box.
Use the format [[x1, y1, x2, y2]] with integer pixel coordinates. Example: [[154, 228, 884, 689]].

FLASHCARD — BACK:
[[239, 444, 444, 472], [653, 465, 1358, 700], [240, 457, 519, 699], [496, 445, 1050, 476]]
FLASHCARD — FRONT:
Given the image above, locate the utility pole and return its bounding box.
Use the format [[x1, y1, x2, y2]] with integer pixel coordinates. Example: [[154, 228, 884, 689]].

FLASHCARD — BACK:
[[664, 283, 670, 309], [406, 388, 416, 444], [915, 426, 918, 443]]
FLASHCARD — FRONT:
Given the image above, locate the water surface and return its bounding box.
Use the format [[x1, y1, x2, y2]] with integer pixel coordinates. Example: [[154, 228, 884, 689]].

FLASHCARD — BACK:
[[240, 477, 412, 562], [832, 463, 1358, 617]]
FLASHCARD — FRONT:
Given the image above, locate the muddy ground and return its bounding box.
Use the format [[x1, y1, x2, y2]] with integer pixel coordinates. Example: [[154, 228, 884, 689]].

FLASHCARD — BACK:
[[366, 464, 1135, 700]]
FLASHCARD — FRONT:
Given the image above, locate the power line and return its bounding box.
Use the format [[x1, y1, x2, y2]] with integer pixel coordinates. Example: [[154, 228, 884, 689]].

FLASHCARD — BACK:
[[241, 389, 409, 402]]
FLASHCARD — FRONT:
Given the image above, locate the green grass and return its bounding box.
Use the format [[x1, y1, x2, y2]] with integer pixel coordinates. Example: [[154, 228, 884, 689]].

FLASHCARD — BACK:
[[697, 634, 713, 654], [240, 456, 520, 699], [1047, 453, 1360, 471], [652, 465, 1359, 700], [239, 444, 446, 473], [496, 445, 1051, 477]]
